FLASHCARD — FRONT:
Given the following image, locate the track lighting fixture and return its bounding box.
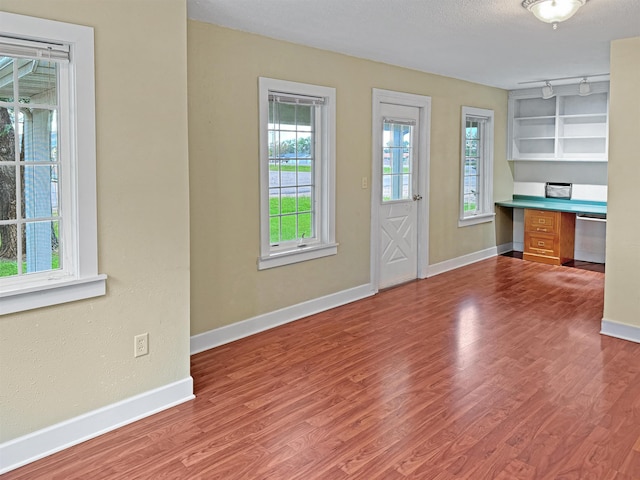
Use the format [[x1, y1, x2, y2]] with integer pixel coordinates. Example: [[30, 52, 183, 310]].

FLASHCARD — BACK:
[[578, 78, 591, 96], [541, 82, 554, 99], [518, 74, 607, 98]]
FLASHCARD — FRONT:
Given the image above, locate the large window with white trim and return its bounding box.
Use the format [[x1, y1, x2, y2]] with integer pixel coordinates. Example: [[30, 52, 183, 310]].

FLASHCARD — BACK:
[[0, 13, 105, 315], [258, 78, 337, 270], [1, 48, 63, 280], [459, 106, 495, 227]]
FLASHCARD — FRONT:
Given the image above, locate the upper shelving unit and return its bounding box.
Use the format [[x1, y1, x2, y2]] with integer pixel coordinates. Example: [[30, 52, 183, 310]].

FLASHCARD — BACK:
[[508, 82, 609, 162]]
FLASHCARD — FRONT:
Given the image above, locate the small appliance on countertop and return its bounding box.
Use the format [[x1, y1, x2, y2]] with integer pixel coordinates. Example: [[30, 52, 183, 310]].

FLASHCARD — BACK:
[[545, 182, 572, 200]]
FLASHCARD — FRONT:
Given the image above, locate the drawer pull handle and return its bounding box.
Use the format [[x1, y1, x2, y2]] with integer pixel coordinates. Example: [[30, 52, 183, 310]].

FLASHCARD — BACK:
[[536, 227, 547, 232], [537, 241, 545, 246], [538, 219, 545, 223]]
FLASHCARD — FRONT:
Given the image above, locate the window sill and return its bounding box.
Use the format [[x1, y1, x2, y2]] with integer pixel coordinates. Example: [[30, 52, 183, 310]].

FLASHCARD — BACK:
[[458, 212, 495, 228], [0, 274, 107, 315], [258, 243, 338, 270]]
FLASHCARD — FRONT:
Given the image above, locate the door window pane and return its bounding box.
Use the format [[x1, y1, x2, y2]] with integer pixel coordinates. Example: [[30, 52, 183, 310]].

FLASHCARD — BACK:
[[382, 121, 413, 202]]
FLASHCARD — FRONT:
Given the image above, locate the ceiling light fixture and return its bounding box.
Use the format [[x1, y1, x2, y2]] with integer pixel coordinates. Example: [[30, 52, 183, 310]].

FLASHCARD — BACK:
[[522, 0, 587, 29], [578, 77, 591, 96], [541, 82, 555, 99]]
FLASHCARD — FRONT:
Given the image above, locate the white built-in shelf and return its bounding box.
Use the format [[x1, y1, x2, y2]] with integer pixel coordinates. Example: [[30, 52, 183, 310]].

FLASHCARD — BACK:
[[508, 82, 609, 162]]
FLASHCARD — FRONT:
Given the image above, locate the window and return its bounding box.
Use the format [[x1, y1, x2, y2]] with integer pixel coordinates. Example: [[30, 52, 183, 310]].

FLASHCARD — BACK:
[[459, 106, 495, 227], [0, 13, 105, 315], [258, 78, 337, 270], [382, 120, 414, 202]]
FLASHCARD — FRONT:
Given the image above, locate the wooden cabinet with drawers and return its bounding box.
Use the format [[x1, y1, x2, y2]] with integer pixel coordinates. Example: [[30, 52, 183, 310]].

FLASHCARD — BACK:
[[523, 209, 576, 265]]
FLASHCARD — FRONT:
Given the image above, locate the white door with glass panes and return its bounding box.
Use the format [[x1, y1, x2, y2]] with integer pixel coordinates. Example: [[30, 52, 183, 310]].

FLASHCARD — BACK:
[[378, 103, 422, 289]]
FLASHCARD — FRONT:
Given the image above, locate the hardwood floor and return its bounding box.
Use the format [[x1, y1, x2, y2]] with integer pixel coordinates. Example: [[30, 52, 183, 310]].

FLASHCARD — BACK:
[[5, 256, 639, 479]]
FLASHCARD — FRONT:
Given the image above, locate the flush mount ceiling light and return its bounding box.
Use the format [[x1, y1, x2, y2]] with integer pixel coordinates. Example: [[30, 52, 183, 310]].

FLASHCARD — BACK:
[[541, 81, 554, 99], [522, 0, 588, 29]]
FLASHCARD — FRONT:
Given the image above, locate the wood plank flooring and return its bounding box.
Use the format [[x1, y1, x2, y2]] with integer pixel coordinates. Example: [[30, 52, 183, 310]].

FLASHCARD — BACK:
[[5, 256, 639, 479]]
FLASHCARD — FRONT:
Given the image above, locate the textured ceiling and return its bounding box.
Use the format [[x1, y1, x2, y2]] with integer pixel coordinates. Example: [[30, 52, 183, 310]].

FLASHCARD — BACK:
[[187, 0, 640, 90]]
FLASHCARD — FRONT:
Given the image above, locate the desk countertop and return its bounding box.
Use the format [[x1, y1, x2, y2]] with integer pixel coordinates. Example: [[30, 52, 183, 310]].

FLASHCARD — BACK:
[[495, 195, 607, 216]]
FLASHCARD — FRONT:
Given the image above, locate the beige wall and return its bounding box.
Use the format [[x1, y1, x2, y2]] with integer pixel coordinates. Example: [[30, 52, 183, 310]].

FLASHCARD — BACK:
[[188, 22, 512, 335], [603, 37, 640, 327], [0, 0, 191, 442]]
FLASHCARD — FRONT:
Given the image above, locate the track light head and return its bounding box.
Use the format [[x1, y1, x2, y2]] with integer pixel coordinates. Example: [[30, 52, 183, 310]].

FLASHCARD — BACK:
[[579, 78, 591, 96]]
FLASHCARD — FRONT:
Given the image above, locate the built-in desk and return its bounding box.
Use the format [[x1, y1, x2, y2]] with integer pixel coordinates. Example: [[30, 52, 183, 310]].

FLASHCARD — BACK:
[[495, 195, 607, 216], [496, 196, 607, 265]]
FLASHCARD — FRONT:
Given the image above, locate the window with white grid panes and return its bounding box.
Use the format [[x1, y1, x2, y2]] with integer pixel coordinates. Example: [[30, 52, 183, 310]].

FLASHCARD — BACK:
[[459, 106, 495, 227], [258, 78, 337, 270], [268, 95, 316, 244], [0, 56, 61, 279], [382, 120, 413, 202], [463, 116, 482, 215], [0, 12, 105, 315]]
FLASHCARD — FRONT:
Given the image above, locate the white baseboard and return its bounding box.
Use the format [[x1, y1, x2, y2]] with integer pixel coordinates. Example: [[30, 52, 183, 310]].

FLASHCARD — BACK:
[[190, 283, 375, 355], [426, 246, 499, 277], [497, 242, 514, 255], [574, 250, 606, 264], [192, 245, 513, 355], [0, 377, 194, 475], [600, 318, 640, 344]]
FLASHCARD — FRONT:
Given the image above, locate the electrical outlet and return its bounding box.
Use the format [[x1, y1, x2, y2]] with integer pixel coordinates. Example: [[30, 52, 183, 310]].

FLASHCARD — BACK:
[[134, 333, 149, 357], [361, 176, 368, 189]]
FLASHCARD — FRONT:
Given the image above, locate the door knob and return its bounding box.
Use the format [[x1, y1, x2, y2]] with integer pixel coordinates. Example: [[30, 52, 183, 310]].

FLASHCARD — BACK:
[[412, 194, 423, 201]]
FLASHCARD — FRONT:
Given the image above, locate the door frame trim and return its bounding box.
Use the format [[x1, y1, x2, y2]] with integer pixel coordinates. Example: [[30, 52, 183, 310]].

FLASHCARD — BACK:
[[370, 89, 432, 292]]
